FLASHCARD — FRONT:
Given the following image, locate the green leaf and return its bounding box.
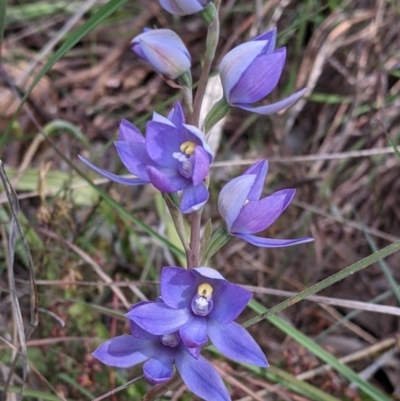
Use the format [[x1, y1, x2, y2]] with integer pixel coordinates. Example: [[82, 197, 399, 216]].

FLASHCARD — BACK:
[[249, 300, 392, 401], [1, 0, 130, 147], [244, 240, 400, 327]]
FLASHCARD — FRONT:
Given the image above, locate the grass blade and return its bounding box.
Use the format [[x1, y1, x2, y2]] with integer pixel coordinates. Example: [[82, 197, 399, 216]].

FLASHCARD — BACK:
[[249, 300, 393, 401], [1, 0, 130, 147], [244, 240, 400, 327]]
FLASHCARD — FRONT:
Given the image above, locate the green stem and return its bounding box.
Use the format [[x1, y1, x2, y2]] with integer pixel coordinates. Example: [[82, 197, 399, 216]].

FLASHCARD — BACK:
[[187, 211, 202, 268], [190, 2, 220, 127], [163, 193, 190, 256]]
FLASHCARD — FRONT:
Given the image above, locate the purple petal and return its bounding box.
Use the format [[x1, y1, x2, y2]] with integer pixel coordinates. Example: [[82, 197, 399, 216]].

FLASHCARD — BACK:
[[129, 302, 159, 339], [126, 302, 191, 335], [180, 182, 209, 213], [143, 347, 174, 384], [92, 335, 159, 368], [78, 155, 149, 185], [115, 141, 153, 180], [231, 189, 295, 234], [243, 160, 268, 201], [146, 166, 187, 192], [146, 121, 184, 169], [236, 233, 314, 248], [253, 28, 277, 52], [192, 146, 210, 186], [236, 87, 307, 115], [192, 267, 226, 281], [187, 346, 201, 359], [207, 321, 268, 367], [152, 111, 174, 126], [220, 41, 267, 100], [132, 43, 147, 61], [175, 349, 231, 401], [168, 101, 185, 127], [161, 267, 196, 309], [218, 175, 255, 232], [180, 316, 208, 348], [119, 119, 144, 142], [210, 283, 252, 323], [229, 48, 286, 105]]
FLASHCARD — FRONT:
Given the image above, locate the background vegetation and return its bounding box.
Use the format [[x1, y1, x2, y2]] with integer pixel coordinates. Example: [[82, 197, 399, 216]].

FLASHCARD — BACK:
[[1, 0, 400, 400]]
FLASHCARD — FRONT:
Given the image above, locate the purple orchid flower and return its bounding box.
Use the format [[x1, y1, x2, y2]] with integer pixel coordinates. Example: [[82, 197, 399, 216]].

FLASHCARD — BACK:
[[79, 102, 213, 213], [132, 29, 191, 80], [127, 266, 268, 368], [218, 160, 314, 248], [219, 28, 307, 115], [159, 0, 212, 16], [93, 309, 230, 401]]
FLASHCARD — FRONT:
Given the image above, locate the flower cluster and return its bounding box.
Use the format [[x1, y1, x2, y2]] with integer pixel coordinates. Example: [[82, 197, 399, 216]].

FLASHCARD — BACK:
[[79, 102, 213, 213], [84, 2, 313, 401], [94, 267, 267, 401]]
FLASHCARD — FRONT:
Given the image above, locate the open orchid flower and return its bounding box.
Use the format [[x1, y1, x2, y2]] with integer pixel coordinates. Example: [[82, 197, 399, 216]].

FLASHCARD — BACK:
[[127, 266, 268, 368], [219, 28, 307, 115], [79, 102, 213, 213], [218, 160, 314, 247], [93, 305, 230, 401], [132, 29, 191, 80], [159, 0, 212, 16]]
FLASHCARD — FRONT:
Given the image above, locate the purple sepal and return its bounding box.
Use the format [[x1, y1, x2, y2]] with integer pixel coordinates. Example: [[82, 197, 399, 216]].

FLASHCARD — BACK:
[[161, 267, 196, 309], [231, 189, 296, 234], [180, 316, 208, 348], [180, 182, 209, 213], [92, 335, 159, 368], [218, 175, 256, 232], [243, 159, 268, 201], [209, 283, 252, 323], [175, 351, 231, 401], [229, 48, 286, 105], [236, 233, 315, 248], [126, 301, 191, 335], [78, 155, 149, 185], [146, 166, 187, 192], [207, 320, 268, 367], [118, 119, 144, 142], [143, 347, 175, 384], [236, 88, 307, 115]]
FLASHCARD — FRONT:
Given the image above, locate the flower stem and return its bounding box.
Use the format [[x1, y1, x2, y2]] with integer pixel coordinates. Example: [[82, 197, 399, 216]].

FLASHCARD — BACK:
[[187, 210, 202, 268], [190, 1, 220, 127], [141, 374, 182, 401], [163, 193, 190, 257]]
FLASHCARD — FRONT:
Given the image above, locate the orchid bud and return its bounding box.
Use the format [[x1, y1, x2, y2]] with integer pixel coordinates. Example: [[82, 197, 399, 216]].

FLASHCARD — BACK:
[[219, 28, 307, 115], [132, 29, 191, 80], [159, 0, 212, 16]]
